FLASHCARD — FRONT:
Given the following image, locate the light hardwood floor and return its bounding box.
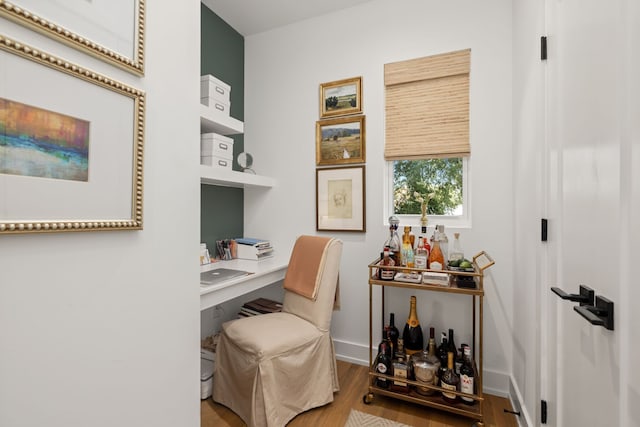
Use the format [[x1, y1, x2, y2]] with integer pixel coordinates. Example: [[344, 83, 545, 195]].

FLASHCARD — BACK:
[[201, 360, 520, 427]]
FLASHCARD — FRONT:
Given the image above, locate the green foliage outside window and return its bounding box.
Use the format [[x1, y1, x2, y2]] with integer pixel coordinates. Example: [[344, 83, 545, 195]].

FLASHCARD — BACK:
[[393, 158, 463, 215]]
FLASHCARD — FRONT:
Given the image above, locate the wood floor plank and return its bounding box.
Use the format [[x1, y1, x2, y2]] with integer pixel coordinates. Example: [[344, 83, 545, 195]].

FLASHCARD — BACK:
[[201, 360, 520, 426]]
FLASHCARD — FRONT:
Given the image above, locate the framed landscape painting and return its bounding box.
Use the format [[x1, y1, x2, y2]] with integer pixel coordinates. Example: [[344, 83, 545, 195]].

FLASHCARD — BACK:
[[319, 76, 362, 118], [316, 115, 365, 166]]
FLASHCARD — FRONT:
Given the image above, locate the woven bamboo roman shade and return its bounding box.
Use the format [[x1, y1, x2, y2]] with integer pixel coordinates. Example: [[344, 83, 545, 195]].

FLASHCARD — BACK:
[[384, 49, 471, 160]]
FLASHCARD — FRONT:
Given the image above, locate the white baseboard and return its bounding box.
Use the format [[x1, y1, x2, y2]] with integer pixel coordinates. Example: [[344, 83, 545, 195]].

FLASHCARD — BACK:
[[508, 374, 534, 427]]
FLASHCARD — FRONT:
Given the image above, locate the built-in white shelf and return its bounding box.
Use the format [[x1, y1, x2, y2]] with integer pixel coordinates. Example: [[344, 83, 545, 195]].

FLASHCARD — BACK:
[[200, 165, 276, 188], [200, 104, 244, 135], [200, 256, 288, 310]]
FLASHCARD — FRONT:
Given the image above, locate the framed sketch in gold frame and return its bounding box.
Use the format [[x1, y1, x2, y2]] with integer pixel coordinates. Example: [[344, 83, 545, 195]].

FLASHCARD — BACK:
[[316, 115, 365, 166], [316, 166, 365, 232], [0, 0, 146, 75], [0, 35, 145, 234], [319, 76, 362, 118]]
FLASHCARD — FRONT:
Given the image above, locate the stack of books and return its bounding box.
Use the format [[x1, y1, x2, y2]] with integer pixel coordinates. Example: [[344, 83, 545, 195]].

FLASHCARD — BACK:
[[235, 237, 274, 260], [238, 297, 283, 318]]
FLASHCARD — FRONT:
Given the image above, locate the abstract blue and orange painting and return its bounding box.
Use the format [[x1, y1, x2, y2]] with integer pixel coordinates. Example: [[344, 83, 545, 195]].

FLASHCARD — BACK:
[[0, 97, 90, 182]]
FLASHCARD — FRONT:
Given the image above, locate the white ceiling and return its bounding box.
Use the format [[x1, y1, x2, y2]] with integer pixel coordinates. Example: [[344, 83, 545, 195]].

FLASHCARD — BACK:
[[201, 0, 375, 36]]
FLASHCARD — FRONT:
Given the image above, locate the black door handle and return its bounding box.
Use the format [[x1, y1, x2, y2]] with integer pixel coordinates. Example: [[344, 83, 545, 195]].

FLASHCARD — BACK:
[[574, 295, 614, 331], [550, 285, 594, 306]]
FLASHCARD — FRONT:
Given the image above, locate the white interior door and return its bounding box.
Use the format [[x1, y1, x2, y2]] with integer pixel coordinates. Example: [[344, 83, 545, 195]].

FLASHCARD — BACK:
[[544, 1, 636, 426]]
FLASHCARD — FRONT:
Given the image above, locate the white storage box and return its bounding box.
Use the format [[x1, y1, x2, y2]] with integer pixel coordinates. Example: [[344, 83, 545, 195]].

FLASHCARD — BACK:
[[201, 155, 232, 170], [201, 97, 231, 115], [422, 271, 450, 286], [201, 133, 233, 159], [201, 349, 215, 400], [200, 75, 231, 103]]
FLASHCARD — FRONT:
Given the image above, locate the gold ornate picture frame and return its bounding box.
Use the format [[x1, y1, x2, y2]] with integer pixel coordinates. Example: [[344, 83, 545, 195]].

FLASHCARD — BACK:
[[316, 115, 366, 166], [0, 0, 146, 75], [0, 35, 145, 234], [319, 76, 362, 119]]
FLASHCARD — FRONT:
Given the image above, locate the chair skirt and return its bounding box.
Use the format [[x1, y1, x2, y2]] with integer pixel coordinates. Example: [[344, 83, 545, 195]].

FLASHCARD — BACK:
[[212, 312, 339, 427]]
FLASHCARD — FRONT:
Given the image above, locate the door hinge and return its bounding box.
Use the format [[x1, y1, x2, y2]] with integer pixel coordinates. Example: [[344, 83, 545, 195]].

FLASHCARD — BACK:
[[541, 36, 548, 60], [541, 399, 548, 424], [541, 218, 548, 241]]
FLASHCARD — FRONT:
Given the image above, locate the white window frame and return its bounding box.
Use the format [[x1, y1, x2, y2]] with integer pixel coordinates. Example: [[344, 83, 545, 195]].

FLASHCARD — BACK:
[[384, 157, 471, 229]]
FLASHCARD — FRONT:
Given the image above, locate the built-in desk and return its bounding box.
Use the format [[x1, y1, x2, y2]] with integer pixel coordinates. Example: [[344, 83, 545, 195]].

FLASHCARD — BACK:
[[200, 255, 288, 311]]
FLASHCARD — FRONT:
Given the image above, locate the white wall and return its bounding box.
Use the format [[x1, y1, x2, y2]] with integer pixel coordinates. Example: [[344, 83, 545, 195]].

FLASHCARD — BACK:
[[0, 2, 201, 427], [243, 0, 515, 395]]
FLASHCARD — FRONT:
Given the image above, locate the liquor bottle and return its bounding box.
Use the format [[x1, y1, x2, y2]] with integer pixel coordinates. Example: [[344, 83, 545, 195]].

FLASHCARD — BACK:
[[414, 237, 428, 269], [388, 313, 400, 358], [449, 232, 464, 264], [402, 296, 424, 355], [459, 346, 475, 404], [437, 224, 449, 262], [401, 226, 415, 268], [379, 247, 396, 281], [375, 342, 392, 389], [440, 351, 460, 403], [447, 329, 459, 372], [391, 354, 410, 393], [436, 332, 448, 382], [411, 327, 441, 395], [384, 216, 402, 265], [428, 237, 445, 270]]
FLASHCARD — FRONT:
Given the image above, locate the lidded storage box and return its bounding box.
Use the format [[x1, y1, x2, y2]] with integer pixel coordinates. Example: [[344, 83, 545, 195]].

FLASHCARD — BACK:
[[200, 74, 231, 114], [201, 132, 234, 170]]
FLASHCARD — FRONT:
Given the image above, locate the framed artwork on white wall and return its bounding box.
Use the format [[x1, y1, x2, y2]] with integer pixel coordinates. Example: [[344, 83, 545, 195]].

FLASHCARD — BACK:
[[316, 166, 365, 232], [0, 35, 145, 234], [0, 0, 146, 75]]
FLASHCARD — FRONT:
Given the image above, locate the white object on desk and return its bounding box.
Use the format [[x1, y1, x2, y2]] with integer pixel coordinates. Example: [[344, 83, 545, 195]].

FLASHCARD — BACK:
[[200, 256, 288, 311]]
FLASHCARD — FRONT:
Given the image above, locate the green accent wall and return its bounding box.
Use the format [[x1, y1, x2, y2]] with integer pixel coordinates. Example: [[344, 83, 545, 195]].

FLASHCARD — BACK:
[[200, 4, 245, 257]]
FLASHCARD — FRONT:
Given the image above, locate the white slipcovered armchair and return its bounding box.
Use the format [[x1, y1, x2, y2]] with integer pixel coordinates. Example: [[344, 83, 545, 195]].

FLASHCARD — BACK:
[[213, 236, 343, 427]]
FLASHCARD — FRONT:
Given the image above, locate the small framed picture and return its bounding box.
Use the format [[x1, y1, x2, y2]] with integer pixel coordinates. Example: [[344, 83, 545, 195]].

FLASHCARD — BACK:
[[319, 76, 362, 118], [316, 115, 366, 166], [316, 166, 366, 232]]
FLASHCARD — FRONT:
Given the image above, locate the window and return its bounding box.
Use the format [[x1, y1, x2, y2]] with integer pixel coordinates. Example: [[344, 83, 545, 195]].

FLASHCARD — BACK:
[[387, 158, 469, 226], [384, 49, 471, 226]]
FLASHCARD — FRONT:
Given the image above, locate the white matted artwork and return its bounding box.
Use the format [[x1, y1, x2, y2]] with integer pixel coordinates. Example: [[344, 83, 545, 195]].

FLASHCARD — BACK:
[[316, 165, 365, 232], [0, 0, 145, 75], [0, 35, 145, 234]]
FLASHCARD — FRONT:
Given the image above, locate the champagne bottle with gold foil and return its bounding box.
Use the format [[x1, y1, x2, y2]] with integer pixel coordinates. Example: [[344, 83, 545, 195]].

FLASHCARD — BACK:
[[402, 296, 424, 355]]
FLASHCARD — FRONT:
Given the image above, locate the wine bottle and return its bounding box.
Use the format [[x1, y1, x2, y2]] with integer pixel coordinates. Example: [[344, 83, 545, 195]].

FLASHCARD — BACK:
[[378, 327, 392, 359], [428, 237, 445, 270], [402, 296, 424, 355], [375, 342, 392, 389], [388, 313, 400, 358], [447, 328, 458, 372], [440, 351, 460, 403], [459, 346, 475, 404], [436, 332, 448, 382]]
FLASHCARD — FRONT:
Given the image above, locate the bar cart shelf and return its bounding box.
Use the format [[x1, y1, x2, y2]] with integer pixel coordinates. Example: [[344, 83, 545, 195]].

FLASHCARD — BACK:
[[363, 252, 494, 426]]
